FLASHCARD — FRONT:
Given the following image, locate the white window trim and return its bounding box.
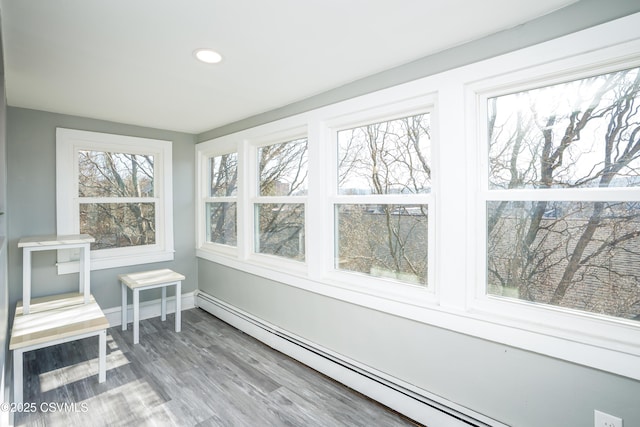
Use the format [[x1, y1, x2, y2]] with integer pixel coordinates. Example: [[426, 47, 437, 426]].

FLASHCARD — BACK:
[[248, 126, 309, 265], [460, 18, 640, 379], [196, 136, 240, 259], [196, 13, 640, 381], [323, 100, 436, 294], [465, 56, 640, 371], [56, 128, 174, 272]]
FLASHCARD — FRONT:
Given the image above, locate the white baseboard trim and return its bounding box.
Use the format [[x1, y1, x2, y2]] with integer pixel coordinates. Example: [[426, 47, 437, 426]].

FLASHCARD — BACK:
[[195, 291, 506, 427], [104, 291, 197, 327]]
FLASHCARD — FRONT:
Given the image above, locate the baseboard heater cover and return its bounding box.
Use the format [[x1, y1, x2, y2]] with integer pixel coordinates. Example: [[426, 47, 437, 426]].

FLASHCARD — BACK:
[[196, 291, 506, 427]]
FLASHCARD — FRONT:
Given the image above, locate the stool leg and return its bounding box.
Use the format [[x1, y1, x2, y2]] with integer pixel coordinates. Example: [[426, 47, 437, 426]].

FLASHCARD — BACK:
[[99, 330, 106, 383], [121, 282, 127, 331], [175, 281, 181, 333], [161, 286, 167, 321], [23, 249, 32, 315], [133, 289, 140, 344], [13, 349, 23, 404]]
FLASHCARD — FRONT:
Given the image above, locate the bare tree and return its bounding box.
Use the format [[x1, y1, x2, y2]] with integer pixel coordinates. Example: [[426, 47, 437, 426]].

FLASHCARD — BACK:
[[208, 153, 238, 245], [256, 139, 308, 259], [259, 138, 308, 196], [337, 114, 431, 285], [488, 67, 640, 319], [78, 151, 155, 249]]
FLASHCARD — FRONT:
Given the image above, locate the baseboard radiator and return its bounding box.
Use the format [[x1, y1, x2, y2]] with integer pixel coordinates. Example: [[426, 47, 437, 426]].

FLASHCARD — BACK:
[[196, 291, 506, 427]]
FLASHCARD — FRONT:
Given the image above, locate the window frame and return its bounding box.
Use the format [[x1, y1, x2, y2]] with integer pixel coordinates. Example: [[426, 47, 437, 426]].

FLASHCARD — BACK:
[[324, 104, 436, 295], [469, 57, 640, 364], [56, 128, 174, 272], [462, 36, 640, 378], [196, 136, 240, 259], [196, 13, 640, 381], [249, 127, 309, 266]]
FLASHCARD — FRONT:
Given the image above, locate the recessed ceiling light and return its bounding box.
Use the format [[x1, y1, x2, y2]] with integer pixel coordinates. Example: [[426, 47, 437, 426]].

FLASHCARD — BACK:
[[194, 48, 223, 64]]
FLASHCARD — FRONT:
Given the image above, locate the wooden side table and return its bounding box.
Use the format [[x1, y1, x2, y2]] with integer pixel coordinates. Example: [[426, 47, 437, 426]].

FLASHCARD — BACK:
[[119, 268, 185, 344]]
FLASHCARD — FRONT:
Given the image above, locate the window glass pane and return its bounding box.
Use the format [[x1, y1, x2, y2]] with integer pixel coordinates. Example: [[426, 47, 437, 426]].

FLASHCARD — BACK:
[[255, 203, 305, 260], [79, 151, 154, 197], [338, 114, 431, 195], [336, 204, 428, 286], [209, 153, 238, 197], [206, 202, 237, 246], [80, 203, 156, 250], [259, 138, 308, 196], [488, 67, 640, 190], [487, 200, 640, 321]]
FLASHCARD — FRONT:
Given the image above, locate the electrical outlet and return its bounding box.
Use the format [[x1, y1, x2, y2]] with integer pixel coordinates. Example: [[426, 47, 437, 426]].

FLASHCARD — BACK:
[[594, 410, 623, 427]]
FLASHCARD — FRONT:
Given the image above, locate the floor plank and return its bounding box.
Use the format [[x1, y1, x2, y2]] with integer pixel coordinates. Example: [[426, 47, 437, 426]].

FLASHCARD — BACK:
[[14, 308, 421, 427]]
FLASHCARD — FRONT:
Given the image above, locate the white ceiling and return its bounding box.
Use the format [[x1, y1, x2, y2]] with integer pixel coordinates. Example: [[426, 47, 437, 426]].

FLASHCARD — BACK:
[[1, 0, 578, 134]]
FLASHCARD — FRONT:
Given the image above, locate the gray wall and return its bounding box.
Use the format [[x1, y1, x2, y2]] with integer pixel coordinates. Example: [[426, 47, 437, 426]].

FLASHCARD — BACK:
[[197, 1, 640, 426], [6, 107, 197, 309], [0, 13, 8, 411]]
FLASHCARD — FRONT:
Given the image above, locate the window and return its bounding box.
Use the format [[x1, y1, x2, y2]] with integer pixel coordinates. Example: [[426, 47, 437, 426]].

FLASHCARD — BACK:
[[78, 151, 156, 248], [484, 67, 640, 323], [254, 137, 308, 261], [206, 152, 238, 246], [334, 113, 432, 287], [57, 128, 174, 271]]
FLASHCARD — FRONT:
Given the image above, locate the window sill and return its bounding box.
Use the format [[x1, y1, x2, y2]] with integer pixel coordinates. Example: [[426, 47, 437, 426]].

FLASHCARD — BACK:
[[57, 250, 175, 274], [196, 247, 436, 314]]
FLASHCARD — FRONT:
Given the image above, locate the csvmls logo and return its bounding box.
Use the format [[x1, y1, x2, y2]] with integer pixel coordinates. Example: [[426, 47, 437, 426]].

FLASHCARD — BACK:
[[39, 402, 89, 413]]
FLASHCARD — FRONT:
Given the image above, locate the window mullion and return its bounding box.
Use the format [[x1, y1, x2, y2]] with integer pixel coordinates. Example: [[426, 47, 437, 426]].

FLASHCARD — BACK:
[[239, 139, 253, 260], [306, 119, 325, 280], [433, 83, 468, 309]]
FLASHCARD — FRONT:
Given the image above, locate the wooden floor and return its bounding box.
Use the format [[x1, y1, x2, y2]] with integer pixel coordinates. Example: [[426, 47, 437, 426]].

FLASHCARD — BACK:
[[14, 308, 421, 426]]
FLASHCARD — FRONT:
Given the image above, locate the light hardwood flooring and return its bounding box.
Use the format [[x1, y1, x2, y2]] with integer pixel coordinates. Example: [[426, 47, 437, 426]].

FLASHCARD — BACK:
[[14, 308, 422, 426]]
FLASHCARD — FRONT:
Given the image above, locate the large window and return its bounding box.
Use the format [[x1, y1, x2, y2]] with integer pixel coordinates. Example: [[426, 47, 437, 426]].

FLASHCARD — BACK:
[[57, 128, 174, 271], [485, 67, 640, 322], [334, 113, 431, 286]]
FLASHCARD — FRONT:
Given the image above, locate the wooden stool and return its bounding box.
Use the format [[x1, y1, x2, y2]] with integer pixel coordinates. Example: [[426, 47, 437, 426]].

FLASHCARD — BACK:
[[119, 269, 185, 344]]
